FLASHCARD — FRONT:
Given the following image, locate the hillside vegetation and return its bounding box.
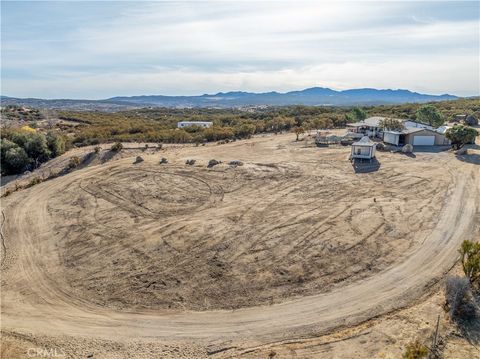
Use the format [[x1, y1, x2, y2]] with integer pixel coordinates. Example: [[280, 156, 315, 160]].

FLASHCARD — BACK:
[[1, 98, 478, 175]]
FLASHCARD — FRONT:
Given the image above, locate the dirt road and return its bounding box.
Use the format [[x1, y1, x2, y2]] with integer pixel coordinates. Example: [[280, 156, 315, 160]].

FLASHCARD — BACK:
[[1, 134, 479, 347]]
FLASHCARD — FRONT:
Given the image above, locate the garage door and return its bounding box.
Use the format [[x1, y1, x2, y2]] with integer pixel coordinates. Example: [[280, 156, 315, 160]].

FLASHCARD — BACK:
[[413, 136, 435, 146]]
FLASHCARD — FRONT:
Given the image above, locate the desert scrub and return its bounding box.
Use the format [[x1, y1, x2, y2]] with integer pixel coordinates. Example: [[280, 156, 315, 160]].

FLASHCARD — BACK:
[[110, 142, 123, 152]]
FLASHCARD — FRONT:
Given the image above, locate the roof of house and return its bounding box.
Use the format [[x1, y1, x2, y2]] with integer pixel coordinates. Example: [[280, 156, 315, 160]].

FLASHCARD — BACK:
[[401, 128, 425, 134], [384, 127, 441, 135], [352, 136, 376, 146], [436, 126, 452, 135], [363, 116, 384, 127]]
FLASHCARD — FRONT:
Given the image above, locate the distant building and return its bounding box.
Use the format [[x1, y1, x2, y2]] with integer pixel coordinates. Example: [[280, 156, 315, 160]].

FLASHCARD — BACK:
[[177, 121, 213, 128]]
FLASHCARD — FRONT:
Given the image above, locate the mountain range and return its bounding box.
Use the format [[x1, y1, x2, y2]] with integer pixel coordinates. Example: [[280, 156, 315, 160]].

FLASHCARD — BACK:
[[1, 87, 458, 111]]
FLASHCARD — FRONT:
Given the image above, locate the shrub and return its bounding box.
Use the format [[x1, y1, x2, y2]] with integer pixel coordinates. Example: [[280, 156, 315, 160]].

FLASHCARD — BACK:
[[459, 240, 480, 285], [67, 156, 81, 169], [445, 275, 478, 321], [46, 131, 66, 157], [376, 142, 385, 151], [446, 125, 478, 150], [402, 340, 428, 359], [3, 146, 31, 174], [111, 142, 123, 152], [27, 177, 43, 188], [23, 132, 51, 166], [94, 146, 101, 154]]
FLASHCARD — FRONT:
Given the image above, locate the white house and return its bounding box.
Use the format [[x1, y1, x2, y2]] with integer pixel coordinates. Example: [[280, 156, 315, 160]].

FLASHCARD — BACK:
[[347, 117, 434, 139], [351, 136, 377, 160], [347, 117, 383, 138], [177, 121, 213, 128]]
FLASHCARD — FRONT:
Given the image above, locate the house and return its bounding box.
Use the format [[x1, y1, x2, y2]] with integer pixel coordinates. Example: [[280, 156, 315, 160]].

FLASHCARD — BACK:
[[177, 121, 213, 128], [346, 117, 432, 139], [351, 136, 377, 160], [383, 128, 451, 146], [346, 117, 383, 138]]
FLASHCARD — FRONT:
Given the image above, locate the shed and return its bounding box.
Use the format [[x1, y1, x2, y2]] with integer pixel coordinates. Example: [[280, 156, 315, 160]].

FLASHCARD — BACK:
[[351, 136, 376, 160]]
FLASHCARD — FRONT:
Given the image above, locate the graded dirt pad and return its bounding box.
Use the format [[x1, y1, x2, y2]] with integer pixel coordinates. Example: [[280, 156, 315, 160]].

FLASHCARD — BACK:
[[1, 134, 479, 352], [46, 152, 449, 311]]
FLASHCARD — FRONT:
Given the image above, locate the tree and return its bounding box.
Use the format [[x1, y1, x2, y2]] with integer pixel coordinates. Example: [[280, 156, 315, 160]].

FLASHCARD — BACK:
[[351, 107, 367, 122], [379, 118, 404, 131], [416, 105, 444, 127], [292, 126, 304, 141], [445, 125, 478, 150], [459, 240, 480, 285]]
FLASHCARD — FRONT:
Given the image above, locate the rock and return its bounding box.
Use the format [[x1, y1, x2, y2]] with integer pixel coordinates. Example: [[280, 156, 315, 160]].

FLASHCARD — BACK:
[[455, 147, 468, 155], [185, 159, 196, 165], [464, 115, 478, 126], [159, 157, 168, 164], [402, 144, 413, 153], [134, 156, 144, 164], [207, 159, 221, 168], [229, 160, 244, 166]]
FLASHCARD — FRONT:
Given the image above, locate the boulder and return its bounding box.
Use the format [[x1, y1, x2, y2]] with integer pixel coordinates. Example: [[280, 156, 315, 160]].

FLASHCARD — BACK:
[[402, 144, 413, 153], [229, 160, 244, 166], [207, 159, 221, 168], [464, 115, 478, 126]]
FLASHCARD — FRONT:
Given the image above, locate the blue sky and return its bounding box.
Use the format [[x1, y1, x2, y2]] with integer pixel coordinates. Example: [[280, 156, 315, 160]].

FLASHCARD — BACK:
[[1, 1, 479, 99]]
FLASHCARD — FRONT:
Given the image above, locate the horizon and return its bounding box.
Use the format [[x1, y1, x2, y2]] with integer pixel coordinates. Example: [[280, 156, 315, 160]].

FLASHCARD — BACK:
[[1, 1, 479, 99], [0, 85, 466, 101]]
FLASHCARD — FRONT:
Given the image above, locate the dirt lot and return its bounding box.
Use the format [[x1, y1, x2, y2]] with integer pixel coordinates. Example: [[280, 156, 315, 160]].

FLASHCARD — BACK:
[[1, 133, 479, 357]]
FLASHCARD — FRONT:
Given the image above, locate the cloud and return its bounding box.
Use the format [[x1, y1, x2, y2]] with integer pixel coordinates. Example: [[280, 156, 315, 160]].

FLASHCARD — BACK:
[[1, 1, 479, 98]]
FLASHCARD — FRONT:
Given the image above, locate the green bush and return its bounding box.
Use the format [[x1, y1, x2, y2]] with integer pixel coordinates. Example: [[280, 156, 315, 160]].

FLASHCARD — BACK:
[[67, 156, 81, 169], [111, 142, 123, 152], [46, 131, 66, 157], [4, 146, 31, 174], [403, 340, 428, 359]]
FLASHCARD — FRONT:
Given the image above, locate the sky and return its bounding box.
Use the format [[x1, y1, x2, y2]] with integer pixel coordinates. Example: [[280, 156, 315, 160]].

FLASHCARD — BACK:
[[1, 0, 479, 99]]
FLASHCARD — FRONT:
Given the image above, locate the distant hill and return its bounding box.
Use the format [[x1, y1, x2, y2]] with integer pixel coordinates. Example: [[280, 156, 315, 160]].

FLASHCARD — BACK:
[[1, 87, 458, 110]]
